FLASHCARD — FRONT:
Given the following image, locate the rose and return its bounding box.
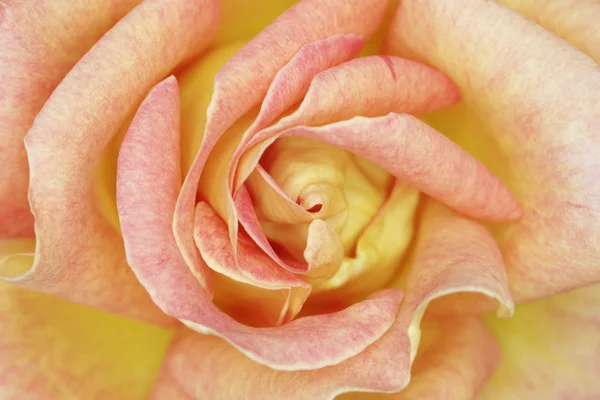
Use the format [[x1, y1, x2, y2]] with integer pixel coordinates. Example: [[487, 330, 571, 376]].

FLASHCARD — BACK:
[[1, 0, 599, 399]]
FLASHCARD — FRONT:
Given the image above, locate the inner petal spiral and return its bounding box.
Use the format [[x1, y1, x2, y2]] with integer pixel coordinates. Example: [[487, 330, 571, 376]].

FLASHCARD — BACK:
[[251, 136, 393, 265]]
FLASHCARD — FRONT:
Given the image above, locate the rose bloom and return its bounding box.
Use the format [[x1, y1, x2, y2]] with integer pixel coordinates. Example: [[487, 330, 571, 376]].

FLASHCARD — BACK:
[[1, 0, 599, 399]]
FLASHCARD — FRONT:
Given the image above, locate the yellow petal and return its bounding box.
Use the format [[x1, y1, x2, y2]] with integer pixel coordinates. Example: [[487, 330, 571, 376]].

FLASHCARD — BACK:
[[215, 0, 299, 45], [0, 281, 172, 399], [480, 284, 600, 399]]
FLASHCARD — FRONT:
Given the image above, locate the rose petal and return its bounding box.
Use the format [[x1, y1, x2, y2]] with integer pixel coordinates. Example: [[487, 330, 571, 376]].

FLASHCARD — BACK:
[[500, 0, 600, 63], [150, 367, 194, 400], [235, 186, 308, 273], [386, 0, 600, 301], [340, 318, 500, 400], [0, 281, 172, 400], [119, 79, 403, 370], [214, 0, 300, 45], [17, 0, 219, 324], [394, 318, 500, 400], [233, 55, 462, 191], [153, 197, 513, 399], [247, 166, 314, 224], [308, 182, 419, 302], [479, 284, 600, 399], [276, 114, 522, 222], [193, 201, 310, 326], [184, 34, 365, 277], [193, 202, 309, 291], [152, 307, 499, 400], [0, 0, 141, 237], [174, 0, 388, 281], [235, 185, 347, 278], [394, 200, 514, 370]]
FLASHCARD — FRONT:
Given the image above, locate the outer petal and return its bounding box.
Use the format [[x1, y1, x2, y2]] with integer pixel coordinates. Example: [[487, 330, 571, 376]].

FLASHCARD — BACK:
[[152, 199, 513, 399], [174, 0, 388, 280], [500, 0, 600, 63], [0, 281, 172, 400], [0, 0, 141, 237], [478, 284, 600, 399], [118, 77, 403, 370], [386, 0, 600, 302], [13, 0, 219, 324], [340, 318, 500, 400]]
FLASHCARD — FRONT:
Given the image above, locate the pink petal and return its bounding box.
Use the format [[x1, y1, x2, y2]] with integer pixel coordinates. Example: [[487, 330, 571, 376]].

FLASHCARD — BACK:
[[118, 79, 402, 370], [278, 115, 522, 222], [189, 34, 366, 275], [303, 219, 345, 281], [18, 0, 219, 324], [152, 198, 513, 399], [174, 0, 388, 278], [150, 368, 194, 400], [117, 77, 210, 318], [233, 55, 462, 192], [0, 0, 140, 237], [395, 200, 514, 339], [500, 0, 600, 63], [0, 281, 172, 400], [193, 201, 310, 325], [193, 202, 309, 290], [386, 0, 600, 301], [388, 318, 500, 400], [235, 186, 345, 276], [247, 166, 314, 224], [235, 186, 308, 273], [479, 284, 600, 399]]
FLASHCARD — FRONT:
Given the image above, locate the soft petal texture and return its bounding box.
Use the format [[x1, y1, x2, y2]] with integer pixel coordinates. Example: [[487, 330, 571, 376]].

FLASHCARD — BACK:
[[233, 55, 463, 189], [392, 200, 513, 370], [256, 137, 390, 261], [234, 56, 521, 222], [193, 201, 311, 326], [0, 0, 141, 238], [387, 0, 600, 302], [118, 77, 403, 370], [279, 114, 520, 222], [0, 281, 172, 400], [214, 0, 298, 45], [174, 0, 388, 279], [500, 0, 600, 63], [229, 35, 365, 275], [479, 284, 600, 400], [13, 0, 219, 324], [340, 318, 500, 400], [308, 182, 419, 303], [152, 199, 513, 399]]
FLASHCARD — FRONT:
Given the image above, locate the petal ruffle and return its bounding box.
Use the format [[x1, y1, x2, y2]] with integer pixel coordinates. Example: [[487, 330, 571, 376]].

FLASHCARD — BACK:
[[118, 77, 402, 370], [16, 0, 219, 324], [277, 114, 521, 222], [0, 0, 141, 237], [193, 201, 311, 326], [340, 318, 501, 400], [479, 284, 600, 400], [386, 0, 600, 302], [174, 0, 388, 279], [0, 281, 172, 400], [150, 199, 513, 399], [233, 55, 462, 191]]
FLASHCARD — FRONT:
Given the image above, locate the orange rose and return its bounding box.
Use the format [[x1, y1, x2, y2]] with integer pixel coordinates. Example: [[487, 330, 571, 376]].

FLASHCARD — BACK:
[[1, 1, 599, 399]]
